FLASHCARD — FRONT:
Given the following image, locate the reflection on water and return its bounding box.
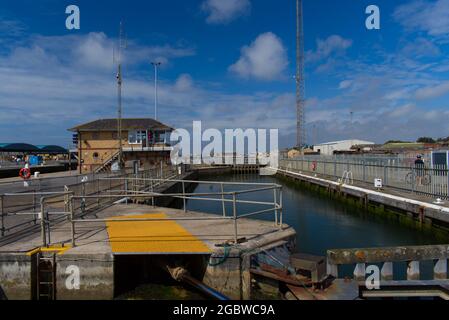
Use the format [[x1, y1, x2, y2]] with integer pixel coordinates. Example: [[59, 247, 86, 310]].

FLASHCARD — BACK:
[[186, 173, 447, 256], [118, 173, 448, 299]]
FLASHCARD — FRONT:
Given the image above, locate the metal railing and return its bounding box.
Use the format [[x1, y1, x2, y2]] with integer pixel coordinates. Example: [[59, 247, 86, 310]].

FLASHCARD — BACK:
[[280, 157, 449, 200], [0, 165, 182, 240], [1, 166, 283, 249], [68, 178, 283, 247]]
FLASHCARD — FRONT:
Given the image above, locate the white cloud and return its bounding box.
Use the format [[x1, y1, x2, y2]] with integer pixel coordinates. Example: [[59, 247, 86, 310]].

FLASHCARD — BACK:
[[0, 32, 298, 146], [415, 81, 449, 99], [338, 80, 352, 90], [174, 74, 194, 91], [394, 0, 449, 37], [306, 35, 352, 63], [201, 0, 251, 24], [229, 32, 288, 80], [401, 37, 441, 58]]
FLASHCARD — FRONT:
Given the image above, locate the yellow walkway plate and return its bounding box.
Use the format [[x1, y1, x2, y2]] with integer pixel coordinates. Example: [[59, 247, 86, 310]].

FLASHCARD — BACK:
[[106, 213, 211, 254], [27, 245, 72, 256]]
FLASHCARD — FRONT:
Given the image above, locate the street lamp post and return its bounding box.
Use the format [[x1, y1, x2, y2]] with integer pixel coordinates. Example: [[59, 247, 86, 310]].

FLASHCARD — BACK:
[[151, 62, 162, 120]]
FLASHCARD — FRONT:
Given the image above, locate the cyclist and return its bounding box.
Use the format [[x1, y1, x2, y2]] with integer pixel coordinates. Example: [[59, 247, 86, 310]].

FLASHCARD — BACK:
[[414, 155, 425, 186]]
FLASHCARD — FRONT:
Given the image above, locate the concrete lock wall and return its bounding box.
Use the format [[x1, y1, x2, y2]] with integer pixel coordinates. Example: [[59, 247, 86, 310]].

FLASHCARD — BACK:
[[202, 233, 296, 300], [56, 254, 114, 300], [0, 254, 34, 300]]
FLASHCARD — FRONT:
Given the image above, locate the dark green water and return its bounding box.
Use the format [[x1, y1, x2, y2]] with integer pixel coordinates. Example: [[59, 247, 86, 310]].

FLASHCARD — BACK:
[[121, 173, 448, 299], [186, 173, 447, 256]]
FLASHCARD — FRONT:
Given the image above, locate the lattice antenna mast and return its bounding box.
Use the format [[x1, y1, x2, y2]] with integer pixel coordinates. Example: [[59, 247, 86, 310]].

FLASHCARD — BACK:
[[296, 0, 306, 149], [114, 22, 127, 168]]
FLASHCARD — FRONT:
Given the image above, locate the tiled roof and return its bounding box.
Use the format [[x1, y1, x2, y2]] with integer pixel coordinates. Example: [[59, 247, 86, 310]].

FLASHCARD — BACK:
[[68, 118, 173, 132]]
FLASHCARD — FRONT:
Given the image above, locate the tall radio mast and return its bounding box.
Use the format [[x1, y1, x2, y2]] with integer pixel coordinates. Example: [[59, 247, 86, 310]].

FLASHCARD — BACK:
[[114, 22, 126, 168], [296, 0, 306, 149]]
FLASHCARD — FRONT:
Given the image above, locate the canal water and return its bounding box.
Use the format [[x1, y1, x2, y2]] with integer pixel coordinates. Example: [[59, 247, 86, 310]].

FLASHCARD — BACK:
[[121, 173, 448, 299], [187, 173, 447, 255]]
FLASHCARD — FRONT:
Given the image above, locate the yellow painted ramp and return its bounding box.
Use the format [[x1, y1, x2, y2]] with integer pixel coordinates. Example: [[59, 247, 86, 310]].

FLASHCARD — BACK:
[[106, 213, 211, 254]]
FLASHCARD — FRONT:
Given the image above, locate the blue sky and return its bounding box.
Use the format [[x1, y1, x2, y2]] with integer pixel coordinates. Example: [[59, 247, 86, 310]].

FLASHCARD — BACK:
[[0, 0, 448, 147]]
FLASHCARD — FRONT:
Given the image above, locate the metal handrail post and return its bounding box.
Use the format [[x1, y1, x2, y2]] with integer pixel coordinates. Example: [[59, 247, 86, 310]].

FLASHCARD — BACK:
[[33, 192, 37, 225], [182, 181, 186, 213], [273, 187, 278, 226], [46, 206, 51, 246], [40, 198, 47, 247], [232, 192, 238, 244], [70, 197, 76, 247], [97, 179, 100, 206], [81, 179, 86, 214], [221, 183, 226, 217], [0, 195, 4, 237], [279, 186, 283, 228]]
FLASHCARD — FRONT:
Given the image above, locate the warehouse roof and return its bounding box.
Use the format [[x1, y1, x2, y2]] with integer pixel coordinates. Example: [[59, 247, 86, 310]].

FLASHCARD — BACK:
[[68, 118, 173, 132]]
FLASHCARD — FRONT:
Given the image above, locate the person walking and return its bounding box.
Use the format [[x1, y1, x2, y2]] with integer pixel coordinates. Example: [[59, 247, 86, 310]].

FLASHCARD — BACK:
[[414, 155, 425, 186]]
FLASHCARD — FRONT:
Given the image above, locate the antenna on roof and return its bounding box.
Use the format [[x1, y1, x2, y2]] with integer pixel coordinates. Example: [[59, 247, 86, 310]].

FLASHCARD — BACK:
[[114, 21, 127, 169]]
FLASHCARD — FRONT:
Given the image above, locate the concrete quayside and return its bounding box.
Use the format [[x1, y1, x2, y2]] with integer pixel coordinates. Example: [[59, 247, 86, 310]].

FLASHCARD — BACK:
[[0, 167, 295, 300]]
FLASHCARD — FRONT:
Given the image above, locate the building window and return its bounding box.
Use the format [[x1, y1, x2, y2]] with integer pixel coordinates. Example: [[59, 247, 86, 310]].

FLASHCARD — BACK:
[[92, 132, 100, 140], [128, 130, 146, 144], [93, 152, 99, 160]]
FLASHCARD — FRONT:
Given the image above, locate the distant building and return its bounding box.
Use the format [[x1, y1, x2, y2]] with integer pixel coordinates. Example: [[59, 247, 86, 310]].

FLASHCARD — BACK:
[[313, 139, 375, 156], [69, 118, 173, 173]]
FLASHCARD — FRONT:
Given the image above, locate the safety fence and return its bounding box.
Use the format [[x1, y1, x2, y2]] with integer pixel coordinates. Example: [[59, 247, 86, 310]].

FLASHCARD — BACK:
[[0, 165, 180, 239], [1, 165, 284, 249], [67, 178, 283, 247], [280, 157, 449, 200]]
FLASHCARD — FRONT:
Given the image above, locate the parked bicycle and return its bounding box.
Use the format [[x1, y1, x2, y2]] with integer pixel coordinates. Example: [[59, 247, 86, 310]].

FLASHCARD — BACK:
[[405, 170, 431, 186]]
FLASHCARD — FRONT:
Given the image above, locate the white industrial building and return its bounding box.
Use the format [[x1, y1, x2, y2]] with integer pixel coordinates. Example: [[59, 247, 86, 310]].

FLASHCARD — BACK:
[[313, 139, 375, 156]]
